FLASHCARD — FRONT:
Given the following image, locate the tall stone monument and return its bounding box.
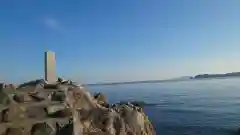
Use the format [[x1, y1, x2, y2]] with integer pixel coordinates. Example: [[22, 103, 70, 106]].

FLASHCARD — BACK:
[[44, 51, 57, 83]]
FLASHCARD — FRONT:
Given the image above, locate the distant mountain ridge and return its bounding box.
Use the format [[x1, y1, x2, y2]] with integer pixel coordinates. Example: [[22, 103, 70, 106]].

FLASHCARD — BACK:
[[85, 72, 240, 86], [85, 77, 191, 86], [193, 72, 240, 79]]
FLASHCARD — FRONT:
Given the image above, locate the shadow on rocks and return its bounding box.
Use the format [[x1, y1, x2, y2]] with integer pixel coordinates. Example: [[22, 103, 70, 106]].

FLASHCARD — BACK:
[[31, 123, 53, 135], [56, 123, 73, 135]]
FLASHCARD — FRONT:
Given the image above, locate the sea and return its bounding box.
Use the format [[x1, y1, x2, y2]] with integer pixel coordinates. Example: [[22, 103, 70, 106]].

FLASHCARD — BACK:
[[87, 78, 240, 135]]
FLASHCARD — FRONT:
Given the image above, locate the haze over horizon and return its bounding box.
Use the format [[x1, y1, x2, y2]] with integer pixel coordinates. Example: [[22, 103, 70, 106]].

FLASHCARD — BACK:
[[0, 0, 240, 84]]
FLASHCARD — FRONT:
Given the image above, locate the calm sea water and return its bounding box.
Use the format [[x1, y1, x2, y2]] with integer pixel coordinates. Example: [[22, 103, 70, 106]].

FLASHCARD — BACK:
[[87, 78, 240, 135]]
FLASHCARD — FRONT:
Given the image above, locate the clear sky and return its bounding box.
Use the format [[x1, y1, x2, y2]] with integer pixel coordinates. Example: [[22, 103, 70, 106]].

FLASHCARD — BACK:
[[0, 0, 240, 83]]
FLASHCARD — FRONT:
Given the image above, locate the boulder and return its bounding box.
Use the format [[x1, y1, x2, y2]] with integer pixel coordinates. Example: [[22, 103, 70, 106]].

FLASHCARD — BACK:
[[50, 92, 65, 101], [0, 91, 11, 105], [26, 106, 47, 118], [64, 87, 156, 135], [0, 79, 156, 135], [46, 104, 71, 118], [31, 123, 54, 135], [13, 93, 33, 103], [46, 104, 66, 114], [2, 106, 28, 122], [17, 80, 41, 89], [2, 105, 48, 122], [57, 77, 63, 83], [93, 92, 108, 104], [5, 127, 25, 135], [0, 83, 4, 90], [29, 92, 47, 101], [44, 84, 59, 89], [49, 108, 72, 118], [5, 84, 16, 90], [56, 123, 73, 135]]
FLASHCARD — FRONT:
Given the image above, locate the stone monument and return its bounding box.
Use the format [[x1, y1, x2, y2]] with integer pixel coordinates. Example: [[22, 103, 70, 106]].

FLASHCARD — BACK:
[[44, 51, 57, 83]]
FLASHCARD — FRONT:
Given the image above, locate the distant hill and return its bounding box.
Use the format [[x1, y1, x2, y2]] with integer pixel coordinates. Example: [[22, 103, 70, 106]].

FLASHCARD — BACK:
[[84, 72, 240, 86], [172, 76, 192, 80], [86, 80, 167, 86], [85, 77, 191, 86], [193, 72, 240, 79]]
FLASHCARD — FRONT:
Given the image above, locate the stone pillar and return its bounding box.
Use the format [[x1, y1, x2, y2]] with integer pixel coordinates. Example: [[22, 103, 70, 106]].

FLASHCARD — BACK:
[[44, 51, 57, 83]]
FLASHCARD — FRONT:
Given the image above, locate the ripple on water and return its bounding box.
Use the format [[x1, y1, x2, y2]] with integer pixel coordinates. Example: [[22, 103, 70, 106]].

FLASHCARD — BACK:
[[89, 78, 240, 135]]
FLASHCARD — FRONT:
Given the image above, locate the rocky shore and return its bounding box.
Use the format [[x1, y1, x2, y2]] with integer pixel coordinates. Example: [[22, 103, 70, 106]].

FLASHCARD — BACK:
[[0, 79, 156, 135]]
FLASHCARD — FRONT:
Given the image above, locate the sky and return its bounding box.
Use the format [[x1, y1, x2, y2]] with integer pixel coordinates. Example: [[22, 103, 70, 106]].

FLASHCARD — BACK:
[[0, 0, 240, 83]]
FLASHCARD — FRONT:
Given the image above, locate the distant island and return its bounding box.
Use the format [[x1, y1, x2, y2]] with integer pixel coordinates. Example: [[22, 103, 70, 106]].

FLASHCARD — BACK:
[[84, 72, 240, 86], [193, 72, 240, 79], [85, 77, 191, 86]]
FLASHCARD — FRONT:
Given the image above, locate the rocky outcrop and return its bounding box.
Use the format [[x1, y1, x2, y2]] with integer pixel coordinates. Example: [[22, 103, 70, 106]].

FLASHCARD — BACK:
[[0, 79, 156, 135], [93, 92, 108, 107]]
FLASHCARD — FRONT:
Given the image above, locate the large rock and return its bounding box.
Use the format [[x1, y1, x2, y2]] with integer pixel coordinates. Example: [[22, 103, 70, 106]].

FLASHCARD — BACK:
[[31, 123, 54, 135], [5, 127, 25, 135], [64, 87, 156, 135], [93, 92, 109, 108], [50, 91, 66, 101], [93, 92, 108, 104], [2, 105, 47, 122], [46, 104, 66, 115], [13, 93, 34, 103], [0, 79, 156, 135], [0, 91, 11, 105]]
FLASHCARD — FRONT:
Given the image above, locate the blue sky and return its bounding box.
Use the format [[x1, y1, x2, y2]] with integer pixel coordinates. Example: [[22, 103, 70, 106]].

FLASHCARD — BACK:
[[0, 0, 240, 83]]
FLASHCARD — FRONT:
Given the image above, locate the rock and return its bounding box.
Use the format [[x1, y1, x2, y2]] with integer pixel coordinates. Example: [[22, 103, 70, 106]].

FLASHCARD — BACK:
[[3, 84, 16, 90], [51, 91, 65, 101], [56, 122, 73, 135], [2, 106, 28, 122], [64, 87, 156, 135], [26, 106, 47, 118], [49, 108, 72, 118], [117, 101, 145, 108], [29, 92, 47, 101], [0, 78, 156, 135], [56, 120, 72, 130], [5, 127, 25, 135], [2, 105, 48, 122], [44, 84, 59, 89], [0, 83, 4, 90], [0, 91, 11, 105], [94, 92, 107, 104], [34, 83, 45, 92], [31, 123, 54, 135], [57, 77, 63, 83], [17, 80, 41, 89], [46, 104, 67, 115], [13, 93, 34, 103]]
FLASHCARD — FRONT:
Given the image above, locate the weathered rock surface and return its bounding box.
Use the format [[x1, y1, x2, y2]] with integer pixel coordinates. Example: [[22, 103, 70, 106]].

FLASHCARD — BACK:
[[0, 79, 156, 135]]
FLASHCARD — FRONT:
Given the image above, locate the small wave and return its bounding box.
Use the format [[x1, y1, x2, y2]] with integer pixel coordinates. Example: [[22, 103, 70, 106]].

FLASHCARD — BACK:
[[116, 100, 159, 107]]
